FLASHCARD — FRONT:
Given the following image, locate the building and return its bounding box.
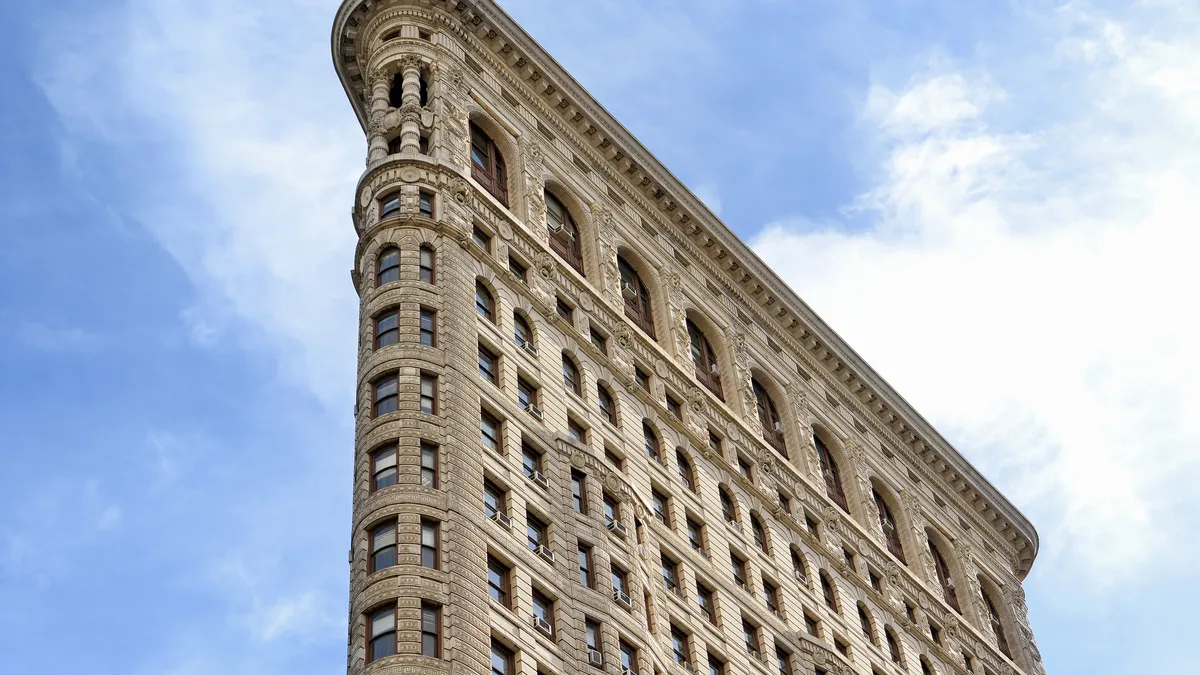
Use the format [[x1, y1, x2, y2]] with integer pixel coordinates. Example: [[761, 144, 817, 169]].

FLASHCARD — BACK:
[[330, 2, 1046, 675]]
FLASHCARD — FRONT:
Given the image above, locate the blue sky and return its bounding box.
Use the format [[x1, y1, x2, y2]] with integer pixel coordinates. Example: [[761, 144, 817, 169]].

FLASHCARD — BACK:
[[1, 0, 1197, 673]]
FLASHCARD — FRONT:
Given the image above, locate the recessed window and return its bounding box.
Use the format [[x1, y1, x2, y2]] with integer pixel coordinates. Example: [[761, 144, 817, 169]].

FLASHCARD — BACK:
[[513, 313, 534, 351], [480, 410, 500, 451], [791, 548, 808, 584], [697, 583, 716, 624], [589, 326, 607, 353], [730, 552, 747, 587], [666, 393, 682, 420], [420, 603, 441, 658], [687, 319, 723, 399], [470, 123, 508, 206], [375, 310, 399, 348], [707, 432, 722, 455], [603, 492, 619, 526], [598, 384, 616, 424], [521, 444, 542, 478], [483, 479, 506, 518], [610, 564, 628, 594], [929, 621, 942, 645], [686, 518, 705, 554], [741, 618, 759, 655], [764, 579, 780, 613], [929, 538, 961, 612], [778, 491, 791, 513], [418, 190, 433, 218], [816, 435, 849, 512], [420, 519, 439, 568], [670, 625, 690, 665], [571, 470, 588, 514], [420, 441, 438, 488], [752, 378, 787, 457], [472, 226, 492, 251], [490, 640, 514, 675], [804, 613, 820, 638], [381, 192, 402, 219], [526, 514, 547, 551], [562, 353, 581, 395], [478, 344, 498, 384], [886, 627, 903, 663], [604, 448, 624, 471], [834, 637, 850, 659], [651, 489, 670, 526], [585, 619, 601, 652], [368, 606, 397, 662], [475, 281, 495, 322], [373, 374, 399, 417], [618, 256, 655, 338], [751, 515, 769, 553], [737, 454, 752, 479], [720, 488, 737, 524], [859, 604, 875, 643], [775, 646, 792, 675], [567, 417, 586, 443], [618, 640, 637, 671], [370, 521, 397, 572], [634, 366, 650, 391], [517, 377, 538, 412], [677, 451, 695, 491], [820, 571, 839, 612], [419, 245, 435, 284], [982, 585, 1012, 657], [377, 247, 400, 286], [531, 588, 554, 632], [577, 544, 593, 587], [508, 255, 527, 281], [555, 297, 573, 322], [661, 553, 680, 593], [643, 423, 660, 460], [419, 373, 437, 414], [371, 446, 398, 491], [487, 555, 510, 606], [708, 653, 725, 675], [546, 190, 583, 274], [419, 308, 436, 346]]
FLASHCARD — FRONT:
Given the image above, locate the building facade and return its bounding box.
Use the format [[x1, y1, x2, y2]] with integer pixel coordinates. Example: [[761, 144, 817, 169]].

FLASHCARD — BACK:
[[331, 3, 1045, 675]]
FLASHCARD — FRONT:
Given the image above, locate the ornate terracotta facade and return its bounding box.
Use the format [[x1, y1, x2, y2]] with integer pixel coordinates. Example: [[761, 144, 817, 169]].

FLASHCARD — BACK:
[[332, 2, 1044, 675]]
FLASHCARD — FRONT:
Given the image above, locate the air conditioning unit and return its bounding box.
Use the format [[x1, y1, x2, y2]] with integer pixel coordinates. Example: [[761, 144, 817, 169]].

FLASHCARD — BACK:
[[709, 363, 720, 374], [621, 281, 638, 299], [621, 668, 638, 675], [547, 220, 564, 233], [773, 609, 785, 621], [587, 648, 604, 667], [748, 648, 762, 662], [613, 589, 633, 609], [523, 341, 539, 356], [529, 470, 550, 490], [682, 662, 697, 674], [531, 613, 553, 636], [740, 583, 754, 595], [774, 421, 785, 433], [794, 569, 808, 584], [726, 519, 743, 533], [523, 402, 544, 421], [488, 510, 512, 529], [654, 511, 666, 525], [534, 544, 555, 564], [606, 519, 628, 538]]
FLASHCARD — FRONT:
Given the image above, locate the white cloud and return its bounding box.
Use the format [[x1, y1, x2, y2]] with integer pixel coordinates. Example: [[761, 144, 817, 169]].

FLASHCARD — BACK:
[[754, 3, 1200, 590], [15, 320, 103, 353]]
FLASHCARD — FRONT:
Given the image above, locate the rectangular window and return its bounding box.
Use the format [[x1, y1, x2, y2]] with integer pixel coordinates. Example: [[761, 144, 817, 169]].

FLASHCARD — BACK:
[[420, 373, 437, 414], [472, 227, 491, 251], [589, 325, 607, 353], [419, 308, 436, 346], [421, 603, 441, 658], [578, 544, 593, 587], [567, 418, 586, 443], [483, 479, 506, 518], [375, 310, 399, 348], [804, 613, 820, 638], [661, 555, 679, 592], [380, 193, 402, 218], [419, 246, 435, 284], [419, 191, 433, 218], [610, 565, 627, 594], [478, 344, 498, 384], [555, 298, 573, 322], [742, 619, 759, 654], [480, 410, 500, 452], [775, 646, 793, 675], [764, 580, 779, 612], [420, 519, 439, 569], [526, 514, 547, 551], [585, 619, 601, 650], [487, 555, 509, 606], [604, 448, 624, 471], [737, 454, 752, 478], [571, 471, 587, 513], [518, 377, 538, 411], [371, 446, 398, 491], [490, 641, 513, 675], [374, 374, 399, 416], [709, 655, 726, 675], [521, 444, 542, 478], [509, 256, 527, 281], [634, 366, 650, 391], [619, 640, 637, 670], [420, 442, 438, 489], [671, 626, 690, 665], [731, 552, 747, 586], [603, 492, 618, 526], [531, 588, 554, 630], [697, 583, 715, 624], [666, 393, 682, 420], [368, 606, 397, 662], [370, 521, 398, 572], [686, 518, 704, 554]]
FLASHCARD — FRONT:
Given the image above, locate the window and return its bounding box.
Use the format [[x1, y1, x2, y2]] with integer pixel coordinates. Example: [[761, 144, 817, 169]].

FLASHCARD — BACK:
[[546, 191, 583, 274], [480, 410, 500, 451], [697, 583, 716, 623], [371, 446, 398, 491], [858, 604, 875, 643], [687, 320, 723, 399], [736, 454, 752, 479], [526, 514, 547, 551], [834, 638, 850, 659], [578, 544, 593, 587], [929, 621, 941, 645], [370, 521, 397, 572], [731, 552, 747, 587], [378, 247, 400, 285], [929, 539, 960, 612], [670, 626, 690, 664], [585, 619, 601, 651], [375, 310, 399, 348], [420, 519, 439, 568], [643, 422, 660, 460], [513, 313, 534, 350], [368, 606, 397, 662], [555, 297, 573, 322], [742, 619, 759, 655], [521, 444, 542, 478], [420, 603, 441, 658], [619, 640, 637, 671], [531, 588, 554, 631], [651, 489, 669, 525], [567, 418, 587, 443], [478, 344, 498, 384], [571, 471, 588, 513], [719, 488, 736, 524], [677, 451, 695, 491], [764, 580, 780, 613], [472, 227, 492, 251], [420, 441, 438, 488], [610, 565, 628, 594], [805, 513, 820, 538], [815, 435, 849, 512], [389, 73, 404, 107], [618, 256, 655, 338], [605, 448, 624, 471], [778, 491, 791, 513], [752, 378, 787, 456], [874, 491, 906, 561], [506, 255, 528, 282], [686, 518, 705, 554], [751, 515, 768, 553], [419, 245, 435, 283], [708, 432, 723, 456], [380, 192, 402, 218], [920, 658, 935, 675], [886, 627, 903, 663], [843, 547, 856, 571], [983, 586, 1012, 657], [775, 646, 792, 675], [634, 366, 650, 391], [419, 373, 437, 414], [419, 308, 436, 346], [666, 393, 682, 420], [589, 326, 607, 353], [470, 122, 508, 205], [475, 281, 495, 321], [373, 374, 399, 416], [603, 492, 619, 526], [820, 571, 839, 612], [418, 190, 433, 218], [562, 353, 581, 395], [487, 555, 509, 606], [869, 570, 883, 592], [490, 640, 514, 675], [791, 548, 808, 583], [661, 554, 680, 592], [483, 480, 506, 518], [598, 384, 617, 424], [709, 654, 726, 675], [804, 613, 820, 638]]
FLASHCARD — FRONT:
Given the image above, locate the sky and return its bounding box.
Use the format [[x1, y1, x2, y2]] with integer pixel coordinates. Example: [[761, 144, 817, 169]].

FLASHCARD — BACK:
[[0, 0, 1197, 673]]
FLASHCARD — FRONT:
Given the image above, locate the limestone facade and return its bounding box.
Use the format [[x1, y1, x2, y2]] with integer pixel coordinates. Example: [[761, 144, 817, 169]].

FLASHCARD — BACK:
[[331, 2, 1045, 675]]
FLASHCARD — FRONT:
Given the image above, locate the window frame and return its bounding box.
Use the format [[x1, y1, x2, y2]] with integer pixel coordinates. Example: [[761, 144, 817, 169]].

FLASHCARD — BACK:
[[470, 122, 508, 206], [377, 247, 400, 286], [618, 256, 656, 338]]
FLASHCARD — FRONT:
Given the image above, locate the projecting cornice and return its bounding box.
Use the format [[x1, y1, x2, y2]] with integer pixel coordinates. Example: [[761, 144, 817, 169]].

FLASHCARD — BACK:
[[331, 0, 1039, 577]]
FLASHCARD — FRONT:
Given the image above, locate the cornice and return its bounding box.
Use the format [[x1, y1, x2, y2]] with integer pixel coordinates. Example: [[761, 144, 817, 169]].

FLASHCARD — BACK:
[[331, 0, 1038, 577]]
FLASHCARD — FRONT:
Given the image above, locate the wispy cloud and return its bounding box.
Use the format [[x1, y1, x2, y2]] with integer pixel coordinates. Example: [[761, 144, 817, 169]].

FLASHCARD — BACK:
[[15, 320, 103, 353]]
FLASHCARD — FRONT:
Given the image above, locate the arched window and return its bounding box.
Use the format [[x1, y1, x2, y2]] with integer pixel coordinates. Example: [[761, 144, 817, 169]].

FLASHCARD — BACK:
[[378, 247, 400, 286], [885, 627, 903, 664], [750, 514, 769, 553], [419, 245, 435, 284], [858, 603, 876, 644], [389, 72, 404, 108], [687, 319, 722, 399], [545, 191, 583, 274], [929, 539, 960, 613], [874, 489, 906, 564], [719, 486, 737, 524], [643, 422, 660, 460], [475, 281, 495, 322], [513, 313, 535, 352], [920, 656, 936, 675], [470, 122, 508, 206], [815, 435, 848, 512], [562, 353, 581, 395], [618, 256, 655, 338], [982, 585, 1011, 658], [676, 450, 695, 492], [598, 384, 616, 424], [752, 378, 787, 456], [819, 571, 839, 613]]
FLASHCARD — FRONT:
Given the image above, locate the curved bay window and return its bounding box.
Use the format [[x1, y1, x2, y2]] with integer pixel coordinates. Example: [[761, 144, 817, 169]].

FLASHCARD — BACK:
[[874, 489, 906, 564], [688, 320, 722, 399], [470, 122, 508, 206], [929, 539, 960, 612], [752, 378, 787, 456], [545, 191, 583, 274], [618, 256, 655, 338], [982, 586, 1011, 658], [815, 435, 849, 512], [377, 247, 400, 286]]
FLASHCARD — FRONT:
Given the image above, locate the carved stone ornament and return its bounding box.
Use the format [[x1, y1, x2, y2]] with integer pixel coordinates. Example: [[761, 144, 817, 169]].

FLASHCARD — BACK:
[[613, 323, 634, 350], [449, 176, 471, 204], [686, 387, 705, 414], [534, 251, 556, 279], [399, 166, 421, 183], [447, 65, 465, 90], [398, 53, 423, 73]]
